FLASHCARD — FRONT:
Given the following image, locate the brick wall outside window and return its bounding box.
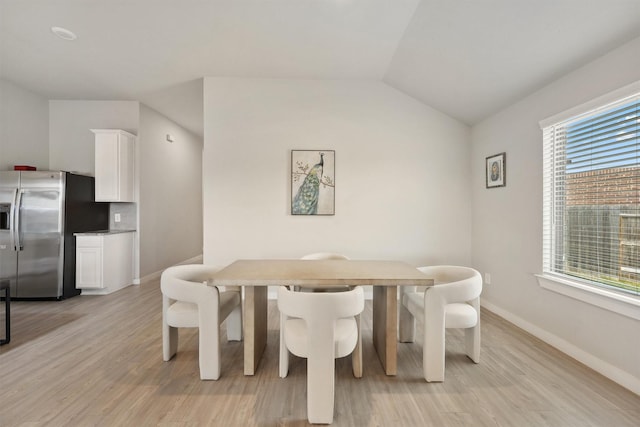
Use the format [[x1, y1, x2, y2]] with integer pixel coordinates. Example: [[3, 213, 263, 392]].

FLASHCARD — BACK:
[[567, 166, 640, 206]]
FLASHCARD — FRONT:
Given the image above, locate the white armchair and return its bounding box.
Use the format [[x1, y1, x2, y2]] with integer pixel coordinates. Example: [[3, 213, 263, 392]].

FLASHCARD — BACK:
[[280, 252, 363, 379], [161, 264, 242, 380], [300, 252, 350, 261], [399, 265, 482, 382], [278, 285, 364, 424]]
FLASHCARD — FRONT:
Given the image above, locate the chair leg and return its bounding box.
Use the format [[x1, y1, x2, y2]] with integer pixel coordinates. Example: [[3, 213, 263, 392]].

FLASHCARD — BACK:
[[465, 322, 481, 363], [352, 313, 362, 378], [198, 322, 221, 380], [226, 305, 243, 342], [466, 298, 481, 363], [162, 297, 178, 361], [423, 313, 445, 382], [307, 352, 336, 424], [398, 302, 416, 343], [279, 312, 289, 378], [163, 325, 178, 361]]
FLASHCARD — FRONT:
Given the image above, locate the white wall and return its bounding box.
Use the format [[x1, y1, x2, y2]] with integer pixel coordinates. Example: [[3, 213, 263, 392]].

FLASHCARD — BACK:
[[0, 79, 49, 171], [471, 36, 640, 393], [138, 105, 203, 278], [203, 78, 471, 268], [49, 101, 139, 174]]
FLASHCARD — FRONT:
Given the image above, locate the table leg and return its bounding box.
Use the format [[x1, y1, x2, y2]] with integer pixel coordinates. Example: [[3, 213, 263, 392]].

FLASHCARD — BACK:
[[0, 281, 9, 346], [372, 285, 397, 375], [243, 286, 267, 375]]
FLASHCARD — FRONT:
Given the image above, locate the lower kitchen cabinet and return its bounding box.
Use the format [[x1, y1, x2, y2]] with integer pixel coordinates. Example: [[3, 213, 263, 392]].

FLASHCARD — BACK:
[[75, 231, 134, 295]]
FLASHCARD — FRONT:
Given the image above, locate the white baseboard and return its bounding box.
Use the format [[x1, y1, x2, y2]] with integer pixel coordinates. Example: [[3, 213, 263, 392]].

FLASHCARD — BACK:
[[481, 299, 640, 396], [138, 254, 204, 285], [81, 283, 133, 295], [178, 254, 204, 265]]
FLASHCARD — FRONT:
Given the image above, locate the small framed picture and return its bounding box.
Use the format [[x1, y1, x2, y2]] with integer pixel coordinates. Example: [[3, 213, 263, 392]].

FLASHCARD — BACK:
[[486, 152, 506, 188]]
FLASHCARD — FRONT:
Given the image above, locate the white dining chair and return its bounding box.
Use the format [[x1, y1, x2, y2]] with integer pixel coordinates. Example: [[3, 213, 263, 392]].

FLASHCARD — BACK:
[[399, 265, 482, 382], [161, 264, 242, 380], [279, 252, 363, 379], [295, 253, 351, 292], [278, 285, 364, 424], [300, 252, 350, 261]]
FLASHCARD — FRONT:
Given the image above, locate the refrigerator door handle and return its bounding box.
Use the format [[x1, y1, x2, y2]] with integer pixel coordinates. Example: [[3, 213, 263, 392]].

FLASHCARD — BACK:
[[9, 188, 18, 251], [14, 190, 23, 251]]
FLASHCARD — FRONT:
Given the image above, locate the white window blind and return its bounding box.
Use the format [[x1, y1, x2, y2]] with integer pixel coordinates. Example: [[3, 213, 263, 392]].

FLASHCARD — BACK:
[[542, 91, 639, 296]]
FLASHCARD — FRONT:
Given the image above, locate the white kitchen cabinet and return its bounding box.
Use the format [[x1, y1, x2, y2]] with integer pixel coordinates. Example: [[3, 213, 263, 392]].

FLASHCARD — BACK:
[[92, 129, 136, 202], [75, 231, 134, 295]]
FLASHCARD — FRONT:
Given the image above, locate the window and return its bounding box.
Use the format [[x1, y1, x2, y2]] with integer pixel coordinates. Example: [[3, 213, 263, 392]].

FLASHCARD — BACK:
[[541, 87, 639, 297]]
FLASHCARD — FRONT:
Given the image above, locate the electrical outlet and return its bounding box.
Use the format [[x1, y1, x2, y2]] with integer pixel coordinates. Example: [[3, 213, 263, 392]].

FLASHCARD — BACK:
[[114, 213, 121, 223], [484, 273, 491, 285]]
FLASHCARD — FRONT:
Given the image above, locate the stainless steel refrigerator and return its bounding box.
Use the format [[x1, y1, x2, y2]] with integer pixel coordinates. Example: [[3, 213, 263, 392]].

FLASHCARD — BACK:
[[0, 171, 109, 299]]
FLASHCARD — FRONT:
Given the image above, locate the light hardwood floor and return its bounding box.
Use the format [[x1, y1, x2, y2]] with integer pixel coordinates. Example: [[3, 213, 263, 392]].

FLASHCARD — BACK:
[[1, 280, 638, 426]]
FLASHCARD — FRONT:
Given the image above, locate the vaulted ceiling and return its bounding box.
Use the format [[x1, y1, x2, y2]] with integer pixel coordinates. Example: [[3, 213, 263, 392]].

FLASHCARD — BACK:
[[2, 0, 640, 138]]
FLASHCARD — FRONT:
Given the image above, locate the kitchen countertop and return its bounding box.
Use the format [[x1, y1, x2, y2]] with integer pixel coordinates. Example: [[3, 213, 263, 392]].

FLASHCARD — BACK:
[[74, 229, 136, 236]]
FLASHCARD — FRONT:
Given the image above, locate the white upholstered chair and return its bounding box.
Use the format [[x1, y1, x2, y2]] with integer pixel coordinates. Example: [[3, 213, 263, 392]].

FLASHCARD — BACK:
[[399, 265, 482, 382], [278, 285, 364, 424], [161, 264, 242, 380], [295, 253, 351, 292], [279, 252, 363, 379], [300, 252, 350, 261]]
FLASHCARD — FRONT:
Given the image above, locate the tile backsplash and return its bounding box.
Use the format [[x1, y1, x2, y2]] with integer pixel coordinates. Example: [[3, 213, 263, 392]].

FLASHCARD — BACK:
[[109, 202, 137, 230]]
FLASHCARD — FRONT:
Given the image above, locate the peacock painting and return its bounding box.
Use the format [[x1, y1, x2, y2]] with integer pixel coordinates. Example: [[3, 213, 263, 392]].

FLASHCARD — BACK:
[[291, 150, 335, 215]]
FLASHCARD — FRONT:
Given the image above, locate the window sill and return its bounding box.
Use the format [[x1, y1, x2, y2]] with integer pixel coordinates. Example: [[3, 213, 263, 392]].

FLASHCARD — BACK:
[[536, 274, 640, 321]]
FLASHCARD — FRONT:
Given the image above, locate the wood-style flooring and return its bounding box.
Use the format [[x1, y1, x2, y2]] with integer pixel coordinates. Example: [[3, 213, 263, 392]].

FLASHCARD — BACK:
[[1, 280, 638, 426]]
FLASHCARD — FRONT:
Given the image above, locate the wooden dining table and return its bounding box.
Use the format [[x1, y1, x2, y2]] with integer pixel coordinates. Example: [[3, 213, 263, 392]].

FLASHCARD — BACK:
[[210, 259, 433, 376]]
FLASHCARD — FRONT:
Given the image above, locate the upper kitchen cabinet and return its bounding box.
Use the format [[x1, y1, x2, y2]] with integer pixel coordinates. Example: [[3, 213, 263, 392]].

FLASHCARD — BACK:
[[92, 129, 136, 202]]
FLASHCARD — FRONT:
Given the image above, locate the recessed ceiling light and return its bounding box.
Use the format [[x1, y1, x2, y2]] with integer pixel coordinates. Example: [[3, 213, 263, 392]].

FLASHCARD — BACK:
[[51, 26, 77, 41]]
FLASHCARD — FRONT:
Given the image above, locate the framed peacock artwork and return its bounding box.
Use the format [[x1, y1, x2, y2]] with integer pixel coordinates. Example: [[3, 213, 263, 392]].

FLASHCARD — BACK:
[[291, 150, 335, 215]]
